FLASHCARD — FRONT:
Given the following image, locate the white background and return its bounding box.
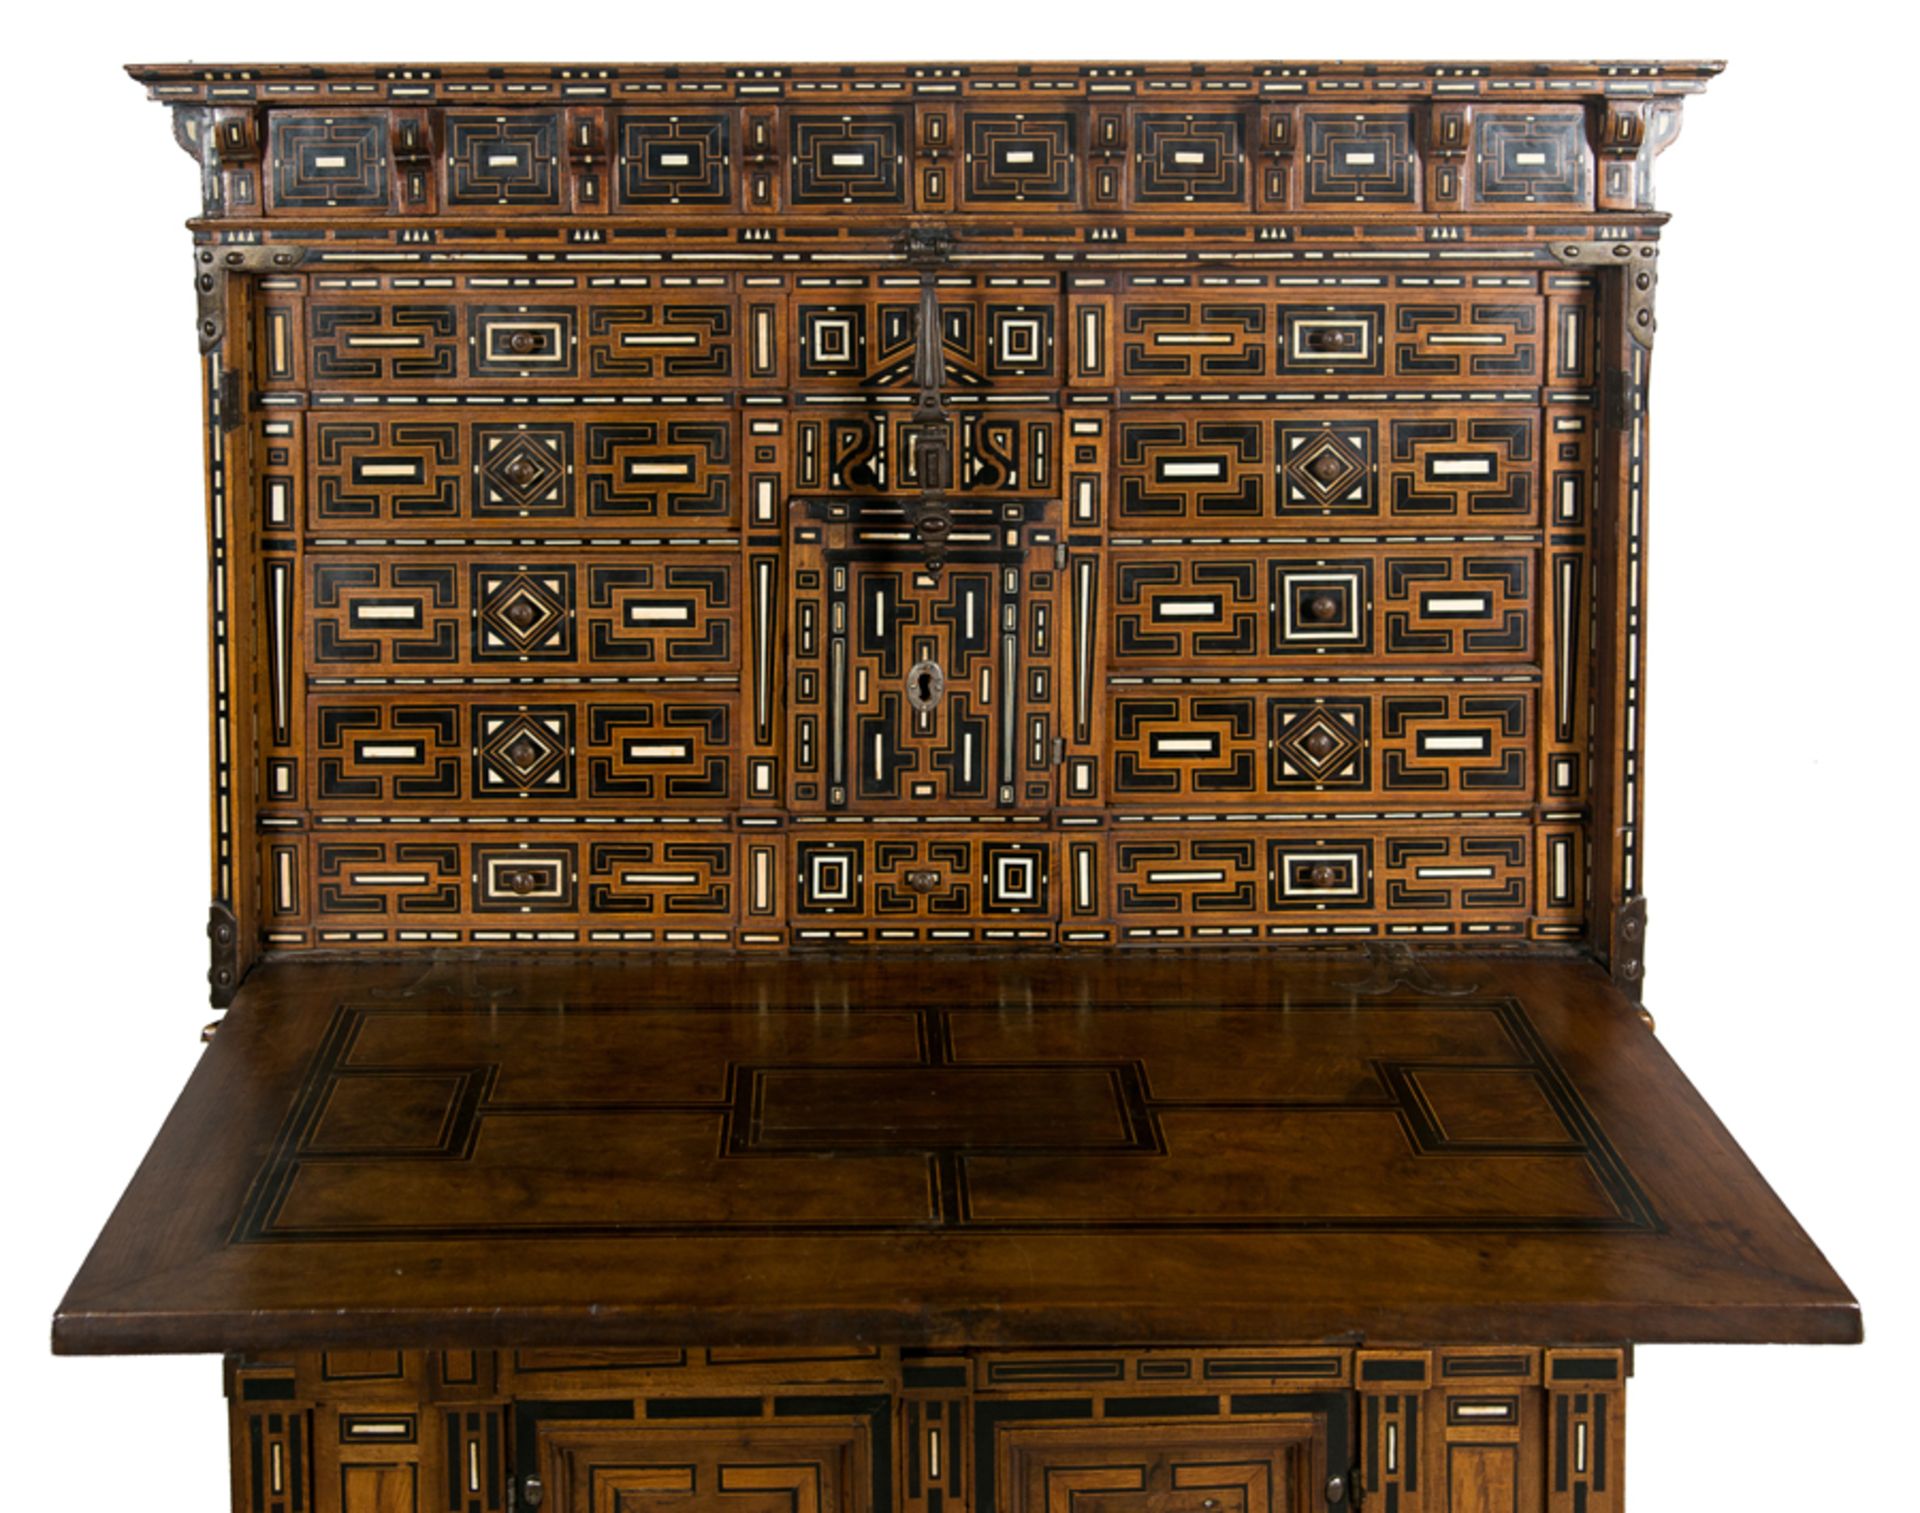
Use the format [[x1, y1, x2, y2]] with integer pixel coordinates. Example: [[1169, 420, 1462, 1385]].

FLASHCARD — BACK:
[[6, 4, 1913, 1507]]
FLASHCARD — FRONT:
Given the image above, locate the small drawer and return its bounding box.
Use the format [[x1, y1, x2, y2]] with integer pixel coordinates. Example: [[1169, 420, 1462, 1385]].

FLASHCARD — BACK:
[[789, 828, 1057, 943]]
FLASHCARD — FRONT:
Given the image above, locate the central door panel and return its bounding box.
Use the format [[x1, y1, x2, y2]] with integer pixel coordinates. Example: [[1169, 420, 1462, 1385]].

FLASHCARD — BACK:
[[788, 502, 1060, 812]]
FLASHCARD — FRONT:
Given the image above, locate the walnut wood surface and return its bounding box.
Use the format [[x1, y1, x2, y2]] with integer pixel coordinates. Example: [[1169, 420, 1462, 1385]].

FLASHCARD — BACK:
[[56, 952, 1856, 1355]]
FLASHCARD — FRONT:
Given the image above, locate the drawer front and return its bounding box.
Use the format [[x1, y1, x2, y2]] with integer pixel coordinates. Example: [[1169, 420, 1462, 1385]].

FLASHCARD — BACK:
[[307, 828, 739, 944], [534, 1416, 874, 1513], [1108, 685, 1535, 805], [792, 406, 1062, 497], [789, 829, 1056, 941], [1109, 285, 1542, 388], [1113, 406, 1539, 530], [298, 291, 749, 391], [1108, 545, 1534, 668], [308, 690, 738, 813], [300, 410, 739, 531], [792, 275, 1062, 391], [788, 510, 1061, 813], [306, 550, 741, 676], [1109, 822, 1533, 939]]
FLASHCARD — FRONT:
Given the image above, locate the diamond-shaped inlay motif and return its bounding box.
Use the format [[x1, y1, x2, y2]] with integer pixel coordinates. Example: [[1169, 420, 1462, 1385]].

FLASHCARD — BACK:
[[475, 707, 574, 796], [473, 567, 575, 661], [1279, 423, 1376, 513], [1270, 699, 1369, 787], [475, 427, 572, 515]]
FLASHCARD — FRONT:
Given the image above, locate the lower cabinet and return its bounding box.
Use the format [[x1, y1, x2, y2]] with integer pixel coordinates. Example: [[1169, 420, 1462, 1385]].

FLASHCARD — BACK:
[[228, 1347, 1625, 1513]]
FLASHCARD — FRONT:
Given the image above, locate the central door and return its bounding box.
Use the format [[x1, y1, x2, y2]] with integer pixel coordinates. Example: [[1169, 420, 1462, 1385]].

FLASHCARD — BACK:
[[788, 498, 1060, 812]]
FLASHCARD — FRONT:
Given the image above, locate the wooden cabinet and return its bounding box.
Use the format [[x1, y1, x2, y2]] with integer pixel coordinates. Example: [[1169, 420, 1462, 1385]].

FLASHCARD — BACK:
[[56, 57, 1858, 1513]]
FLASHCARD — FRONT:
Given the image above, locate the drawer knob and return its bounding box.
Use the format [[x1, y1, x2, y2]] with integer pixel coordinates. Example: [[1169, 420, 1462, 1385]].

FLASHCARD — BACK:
[[502, 869, 541, 896], [1307, 862, 1342, 889], [1305, 326, 1359, 353], [506, 330, 543, 355], [502, 454, 541, 487], [1306, 449, 1349, 485], [503, 598, 543, 629], [905, 869, 941, 894], [1303, 728, 1339, 759], [1306, 592, 1342, 623], [506, 737, 540, 767]]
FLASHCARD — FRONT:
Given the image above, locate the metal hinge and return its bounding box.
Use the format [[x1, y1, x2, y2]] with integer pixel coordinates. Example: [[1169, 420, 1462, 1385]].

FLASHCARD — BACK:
[[217, 368, 244, 432], [1604, 367, 1635, 431], [1053, 736, 1068, 765]]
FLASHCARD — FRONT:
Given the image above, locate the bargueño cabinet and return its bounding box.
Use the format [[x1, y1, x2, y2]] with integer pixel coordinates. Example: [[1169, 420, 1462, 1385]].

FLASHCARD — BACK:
[[57, 58, 1857, 1513]]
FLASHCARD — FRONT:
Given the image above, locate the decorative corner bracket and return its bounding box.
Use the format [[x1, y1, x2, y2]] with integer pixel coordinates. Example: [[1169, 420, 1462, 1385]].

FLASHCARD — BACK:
[[1334, 941, 1480, 998], [1609, 895, 1648, 1004], [194, 242, 308, 354], [208, 900, 240, 1007], [1549, 239, 1659, 348]]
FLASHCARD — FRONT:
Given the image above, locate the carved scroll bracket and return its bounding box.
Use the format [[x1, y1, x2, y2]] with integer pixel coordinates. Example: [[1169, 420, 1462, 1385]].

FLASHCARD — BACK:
[[1549, 238, 1659, 347], [194, 242, 308, 353]]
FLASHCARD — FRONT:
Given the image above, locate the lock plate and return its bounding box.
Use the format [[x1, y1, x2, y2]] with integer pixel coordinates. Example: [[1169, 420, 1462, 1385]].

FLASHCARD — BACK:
[[907, 658, 945, 713]]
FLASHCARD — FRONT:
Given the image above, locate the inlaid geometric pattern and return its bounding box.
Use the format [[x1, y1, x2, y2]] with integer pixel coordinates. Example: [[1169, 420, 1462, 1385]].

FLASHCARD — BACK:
[[793, 836, 1053, 923], [962, 111, 1078, 203], [1132, 112, 1247, 203], [475, 706, 575, 797], [303, 294, 737, 389], [787, 516, 1059, 812], [311, 420, 462, 520], [582, 419, 734, 520], [1118, 299, 1269, 383], [789, 112, 908, 205], [617, 112, 734, 205], [1108, 689, 1533, 804], [1475, 112, 1591, 204], [585, 302, 733, 382], [231, 993, 1653, 1241], [472, 567, 575, 661], [1278, 421, 1376, 513], [445, 113, 562, 206], [269, 113, 389, 208], [792, 410, 1059, 495], [304, 413, 738, 530], [795, 292, 1057, 388], [1302, 111, 1417, 203], [474, 426, 571, 516], [1392, 300, 1538, 379], [1108, 547, 1532, 665]]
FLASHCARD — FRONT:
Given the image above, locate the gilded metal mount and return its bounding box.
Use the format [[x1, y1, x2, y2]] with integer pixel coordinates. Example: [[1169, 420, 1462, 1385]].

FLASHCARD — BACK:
[[1548, 239, 1660, 348]]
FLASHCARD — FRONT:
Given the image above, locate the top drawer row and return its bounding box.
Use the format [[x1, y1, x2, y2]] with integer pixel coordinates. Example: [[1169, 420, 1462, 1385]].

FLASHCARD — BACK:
[[235, 102, 1604, 217], [255, 274, 1583, 392]]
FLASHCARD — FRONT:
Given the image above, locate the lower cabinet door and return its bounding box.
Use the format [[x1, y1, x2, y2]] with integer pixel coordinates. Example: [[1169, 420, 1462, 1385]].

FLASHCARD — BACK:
[[532, 1420, 876, 1513], [990, 1418, 1333, 1513]]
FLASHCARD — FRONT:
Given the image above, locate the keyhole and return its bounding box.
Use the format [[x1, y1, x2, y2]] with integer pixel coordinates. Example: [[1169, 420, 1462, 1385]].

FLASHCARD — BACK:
[[907, 658, 944, 713]]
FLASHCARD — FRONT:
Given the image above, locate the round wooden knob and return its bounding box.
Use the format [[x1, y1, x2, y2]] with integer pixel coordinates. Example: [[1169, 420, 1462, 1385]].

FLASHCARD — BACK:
[[1306, 593, 1341, 623], [503, 870, 540, 896], [506, 737, 539, 768], [507, 330, 542, 355], [502, 455, 540, 487], [1305, 327, 1358, 352], [1303, 728, 1338, 759], [905, 869, 941, 894], [503, 599, 542, 629], [1306, 449, 1347, 485], [1307, 862, 1341, 889]]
